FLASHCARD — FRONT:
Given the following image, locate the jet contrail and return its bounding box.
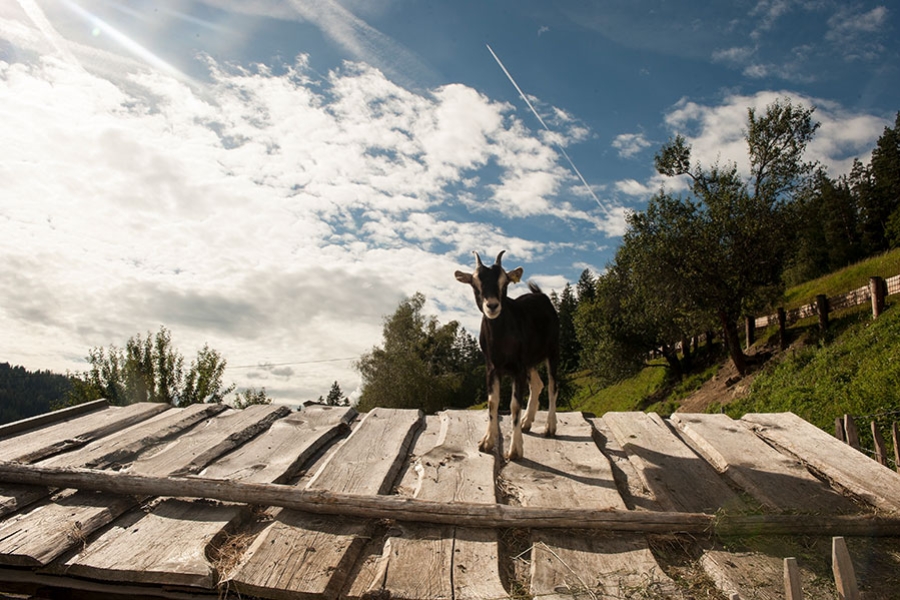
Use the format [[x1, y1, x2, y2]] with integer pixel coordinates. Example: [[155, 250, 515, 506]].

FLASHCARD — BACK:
[[486, 44, 611, 216]]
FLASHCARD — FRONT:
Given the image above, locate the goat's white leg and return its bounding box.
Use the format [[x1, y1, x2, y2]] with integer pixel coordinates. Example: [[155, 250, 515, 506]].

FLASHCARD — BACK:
[[545, 369, 558, 437], [479, 377, 501, 453], [521, 368, 543, 432], [507, 376, 526, 461]]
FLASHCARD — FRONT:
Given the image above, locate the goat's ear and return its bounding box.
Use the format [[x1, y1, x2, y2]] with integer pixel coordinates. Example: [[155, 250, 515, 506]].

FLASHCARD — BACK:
[[455, 270, 473, 285], [508, 267, 523, 283]]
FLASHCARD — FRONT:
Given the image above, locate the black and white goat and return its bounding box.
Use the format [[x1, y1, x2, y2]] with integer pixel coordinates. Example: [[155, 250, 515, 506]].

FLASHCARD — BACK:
[[455, 250, 560, 461]]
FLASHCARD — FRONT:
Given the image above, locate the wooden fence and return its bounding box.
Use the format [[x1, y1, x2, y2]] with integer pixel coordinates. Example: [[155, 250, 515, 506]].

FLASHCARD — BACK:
[[835, 412, 900, 473], [746, 273, 899, 348]]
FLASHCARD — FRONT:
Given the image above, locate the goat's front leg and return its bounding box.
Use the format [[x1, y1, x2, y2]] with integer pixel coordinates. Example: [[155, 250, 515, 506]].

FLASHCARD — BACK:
[[479, 374, 501, 453], [506, 372, 527, 461], [521, 368, 543, 432]]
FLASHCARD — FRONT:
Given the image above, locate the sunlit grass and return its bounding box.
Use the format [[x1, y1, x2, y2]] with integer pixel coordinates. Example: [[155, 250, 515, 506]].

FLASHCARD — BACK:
[[782, 248, 900, 310]]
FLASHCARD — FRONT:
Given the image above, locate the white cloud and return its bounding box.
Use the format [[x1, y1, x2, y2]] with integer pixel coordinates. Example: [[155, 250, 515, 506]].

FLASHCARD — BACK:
[[612, 132, 652, 158], [0, 39, 609, 402]]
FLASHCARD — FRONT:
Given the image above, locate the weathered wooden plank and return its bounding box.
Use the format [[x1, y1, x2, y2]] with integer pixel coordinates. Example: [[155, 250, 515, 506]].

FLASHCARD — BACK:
[[504, 411, 676, 599], [52, 405, 293, 583], [38, 402, 227, 470], [0, 402, 169, 464], [227, 407, 423, 600], [742, 412, 900, 513], [589, 416, 661, 511], [0, 402, 225, 516], [0, 489, 135, 567], [199, 405, 356, 484], [0, 400, 108, 439], [531, 532, 674, 599], [129, 404, 290, 477], [603, 412, 745, 514], [62, 498, 244, 588], [671, 413, 856, 513], [362, 410, 505, 600], [1, 405, 286, 570], [0, 400, 177, 517]]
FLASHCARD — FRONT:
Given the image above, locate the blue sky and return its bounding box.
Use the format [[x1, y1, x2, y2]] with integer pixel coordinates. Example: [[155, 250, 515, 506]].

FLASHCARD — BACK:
[[1, 0, 897, 403]]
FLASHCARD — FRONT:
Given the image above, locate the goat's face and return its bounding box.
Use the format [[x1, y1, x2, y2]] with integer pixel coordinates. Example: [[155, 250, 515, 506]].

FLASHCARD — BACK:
[[454, 251, 523, 320]]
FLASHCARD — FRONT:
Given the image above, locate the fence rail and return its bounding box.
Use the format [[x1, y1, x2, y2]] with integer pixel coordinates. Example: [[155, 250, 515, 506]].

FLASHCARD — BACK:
[[754, 274, 899, 330]]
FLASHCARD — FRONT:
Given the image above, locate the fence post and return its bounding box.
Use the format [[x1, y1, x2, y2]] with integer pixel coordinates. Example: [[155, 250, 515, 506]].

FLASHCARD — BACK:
[[784, 557, 803, 600], [892, 422, 900, 474], [844, 415, 860, 450], [835, 417, 846, 442], [816, 294, 829, 331], [871, 421, 887, 466], [777, 307, 787, 350], [870, 276, 886, 318], [744, 316, 755, 350], [832, 537, 859, 600]]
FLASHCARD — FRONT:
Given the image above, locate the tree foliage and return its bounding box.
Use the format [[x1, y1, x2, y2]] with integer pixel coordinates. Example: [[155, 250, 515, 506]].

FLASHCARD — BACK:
[[66, 327, 236, 407], [325, 381, 347, 406], [0, 363, 72, 425], [355, 293, 483, 414]]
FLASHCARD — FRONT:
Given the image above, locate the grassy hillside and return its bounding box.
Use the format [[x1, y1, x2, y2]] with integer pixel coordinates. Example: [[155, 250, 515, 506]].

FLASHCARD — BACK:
[[568, 249, 900, 424]]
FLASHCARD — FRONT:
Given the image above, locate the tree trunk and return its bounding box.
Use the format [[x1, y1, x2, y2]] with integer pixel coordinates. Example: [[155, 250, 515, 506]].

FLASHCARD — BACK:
[[661, 344, 683, 380], [719, 311, 747, 376]]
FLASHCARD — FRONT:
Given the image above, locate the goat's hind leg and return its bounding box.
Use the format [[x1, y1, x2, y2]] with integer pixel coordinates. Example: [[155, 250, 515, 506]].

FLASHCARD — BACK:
[[545, 359, 558, 437], [521, 368, 543, 432]]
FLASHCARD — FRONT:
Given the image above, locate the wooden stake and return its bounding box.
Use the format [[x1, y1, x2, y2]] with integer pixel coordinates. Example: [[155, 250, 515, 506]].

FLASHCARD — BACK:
[[892, 422, 900, 474], [835, 417, 846, 442], [871, 421, 888, 466], [832, 537, 859, 600], [784, 557, 803, 600], [844, 415, 860, 450]]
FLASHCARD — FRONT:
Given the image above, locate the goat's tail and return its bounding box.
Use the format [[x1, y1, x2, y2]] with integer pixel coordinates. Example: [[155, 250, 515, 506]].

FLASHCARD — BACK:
[[527, 281, 543, 295]]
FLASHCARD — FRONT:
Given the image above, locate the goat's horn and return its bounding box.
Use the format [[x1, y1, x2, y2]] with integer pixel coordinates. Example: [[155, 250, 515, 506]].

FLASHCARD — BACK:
[[474, 252, 484, 268], [495, 250, 506, 266]]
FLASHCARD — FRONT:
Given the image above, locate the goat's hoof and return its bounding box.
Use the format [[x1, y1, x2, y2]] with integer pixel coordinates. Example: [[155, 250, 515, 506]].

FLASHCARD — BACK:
[[543, 427, 556, 438], [521, 421, 532, 432], [478, 437, 495, 453], [505, 448, 523, 462]]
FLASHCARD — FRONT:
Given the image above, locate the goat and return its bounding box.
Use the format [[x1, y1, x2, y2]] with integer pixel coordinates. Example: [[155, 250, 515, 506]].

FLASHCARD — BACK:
[[455, 250, 560, 461]]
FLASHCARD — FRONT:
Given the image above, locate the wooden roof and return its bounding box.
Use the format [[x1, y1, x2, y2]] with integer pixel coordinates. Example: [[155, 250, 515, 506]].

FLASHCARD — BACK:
[[0, 401, 898, 599]]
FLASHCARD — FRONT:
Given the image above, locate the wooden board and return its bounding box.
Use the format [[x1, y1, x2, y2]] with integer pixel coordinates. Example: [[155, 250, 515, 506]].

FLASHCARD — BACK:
[[602, 412, 745, 514], [742, 412, 900, 513], [5, 405, 287, 570], [0, 489, 135, 567], [227, 407, 423, 599], [38, 403, 227, 470], [128, 404, 290, 477], [0, 403, 169, 464], [671, 413, 857, 513], [61, 498, 243, 588], [199, 405, 357, 484], [589, 416, 661, 511], [504, 411, 676, 599], [360, 410, 506, 600], [0, 404, 220, 521]]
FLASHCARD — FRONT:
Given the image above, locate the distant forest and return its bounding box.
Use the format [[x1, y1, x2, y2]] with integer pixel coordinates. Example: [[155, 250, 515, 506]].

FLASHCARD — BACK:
[[0, 363, 72, 425]]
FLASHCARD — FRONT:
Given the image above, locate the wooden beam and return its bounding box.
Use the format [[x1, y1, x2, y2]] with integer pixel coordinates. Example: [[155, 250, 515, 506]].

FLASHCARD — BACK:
[[0, 463, 898, 537], [844, 415, 860, 450], [0, 400, 108, 439]]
